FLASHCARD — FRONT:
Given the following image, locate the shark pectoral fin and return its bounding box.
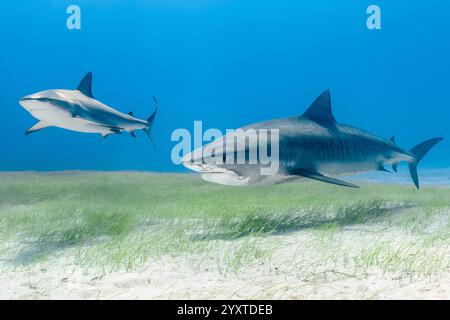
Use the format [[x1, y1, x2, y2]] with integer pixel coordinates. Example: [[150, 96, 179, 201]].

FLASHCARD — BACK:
[[130, 131, 136, 138], [25, 121, 51, 135], [290, 168, 360, 188]]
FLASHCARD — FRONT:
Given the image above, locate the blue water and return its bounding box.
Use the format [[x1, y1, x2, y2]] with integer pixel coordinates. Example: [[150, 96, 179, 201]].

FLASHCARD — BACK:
[[0, 1, 448, 172]]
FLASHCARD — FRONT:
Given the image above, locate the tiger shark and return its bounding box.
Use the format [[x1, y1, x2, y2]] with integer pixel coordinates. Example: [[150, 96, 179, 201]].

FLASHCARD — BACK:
[[19, 72, 158, 140], [183, 90, 443, 189]]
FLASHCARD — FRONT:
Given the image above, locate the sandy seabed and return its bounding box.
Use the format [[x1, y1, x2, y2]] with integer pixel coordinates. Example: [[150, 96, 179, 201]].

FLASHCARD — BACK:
[[2, 237, 448, 300], [1, 171, 449, 300]]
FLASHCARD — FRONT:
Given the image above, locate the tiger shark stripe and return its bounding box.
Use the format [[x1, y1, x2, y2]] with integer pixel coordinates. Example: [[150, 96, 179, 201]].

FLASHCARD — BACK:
[[183, 90, 443, 189]]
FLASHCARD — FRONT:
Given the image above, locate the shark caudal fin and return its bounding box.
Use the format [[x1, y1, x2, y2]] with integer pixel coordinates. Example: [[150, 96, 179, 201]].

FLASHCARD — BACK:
[[408, 137, 443, 189], [143, 97, 158, 148]]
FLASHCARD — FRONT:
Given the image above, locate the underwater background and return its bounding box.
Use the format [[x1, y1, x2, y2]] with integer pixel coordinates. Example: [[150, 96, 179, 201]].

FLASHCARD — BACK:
[[0, 0, 448, 172]]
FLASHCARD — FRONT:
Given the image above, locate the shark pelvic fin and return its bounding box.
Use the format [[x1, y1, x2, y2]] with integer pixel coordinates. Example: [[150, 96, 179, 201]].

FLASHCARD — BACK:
[[110, 127, 122, 134], [25, 121, 51, 135], [290, 168, 359, 188], [102, 132, 112, 139], [377, 163, 391, 173], [77, 72, 94, 99], [302, 90, 336, 126], [101, 127, 123, 139], [392, 163, 399, 173]]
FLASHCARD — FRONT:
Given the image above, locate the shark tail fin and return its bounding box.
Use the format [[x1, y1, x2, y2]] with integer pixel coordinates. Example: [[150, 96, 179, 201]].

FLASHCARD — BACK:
[[143, 96, 158, 148], [408, 137, 443, 189]]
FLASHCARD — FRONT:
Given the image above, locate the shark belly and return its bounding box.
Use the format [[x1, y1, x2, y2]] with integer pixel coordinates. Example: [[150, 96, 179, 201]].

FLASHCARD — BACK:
[[314, 160, 377, 177], [21, 99, 110, 135], [54, 117, 111, 134], [201, 171, 294, 186]]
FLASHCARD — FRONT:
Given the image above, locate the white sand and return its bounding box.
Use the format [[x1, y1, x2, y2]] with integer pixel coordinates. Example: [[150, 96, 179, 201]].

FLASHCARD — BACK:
[[1, 232, 448, 300]]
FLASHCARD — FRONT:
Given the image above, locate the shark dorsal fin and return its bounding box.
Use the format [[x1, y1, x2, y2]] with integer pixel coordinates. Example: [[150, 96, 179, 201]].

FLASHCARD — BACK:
[[128, 111, 134, 116], [390, 136, 396, 144], [77, 72, 94, 99], [302, 90, 336, 126]]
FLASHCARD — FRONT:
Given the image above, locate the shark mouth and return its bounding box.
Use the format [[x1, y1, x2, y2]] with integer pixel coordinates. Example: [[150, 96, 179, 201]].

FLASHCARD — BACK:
[[201, 171, 250, 186], [181, 158, 226, 174], [182, 155, 250, 186]]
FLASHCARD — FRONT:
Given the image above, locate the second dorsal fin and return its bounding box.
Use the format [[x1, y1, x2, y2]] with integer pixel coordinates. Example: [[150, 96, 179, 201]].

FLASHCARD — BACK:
[[77, 72, 94, 99], [301, 90, 336, 126]]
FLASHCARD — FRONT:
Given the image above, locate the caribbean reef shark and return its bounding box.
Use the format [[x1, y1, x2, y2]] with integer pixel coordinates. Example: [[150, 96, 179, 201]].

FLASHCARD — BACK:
[[19, 72, 158, 140], [183, 90, 442, 189]]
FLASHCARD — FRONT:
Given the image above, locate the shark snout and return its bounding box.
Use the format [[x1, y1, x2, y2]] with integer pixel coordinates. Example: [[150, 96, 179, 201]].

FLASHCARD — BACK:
[[19, 95, 38, 110], [182, 160, 222, 173], [182, 153, 203, 172], [20, 92, 43, 102], [19, 95, 34, 104], [182, 151, 226, 173], [19, 92, 58, 115], [19, 93, 52, 113], [19, 92, 46, 105], [182, 160, 204, 172]]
